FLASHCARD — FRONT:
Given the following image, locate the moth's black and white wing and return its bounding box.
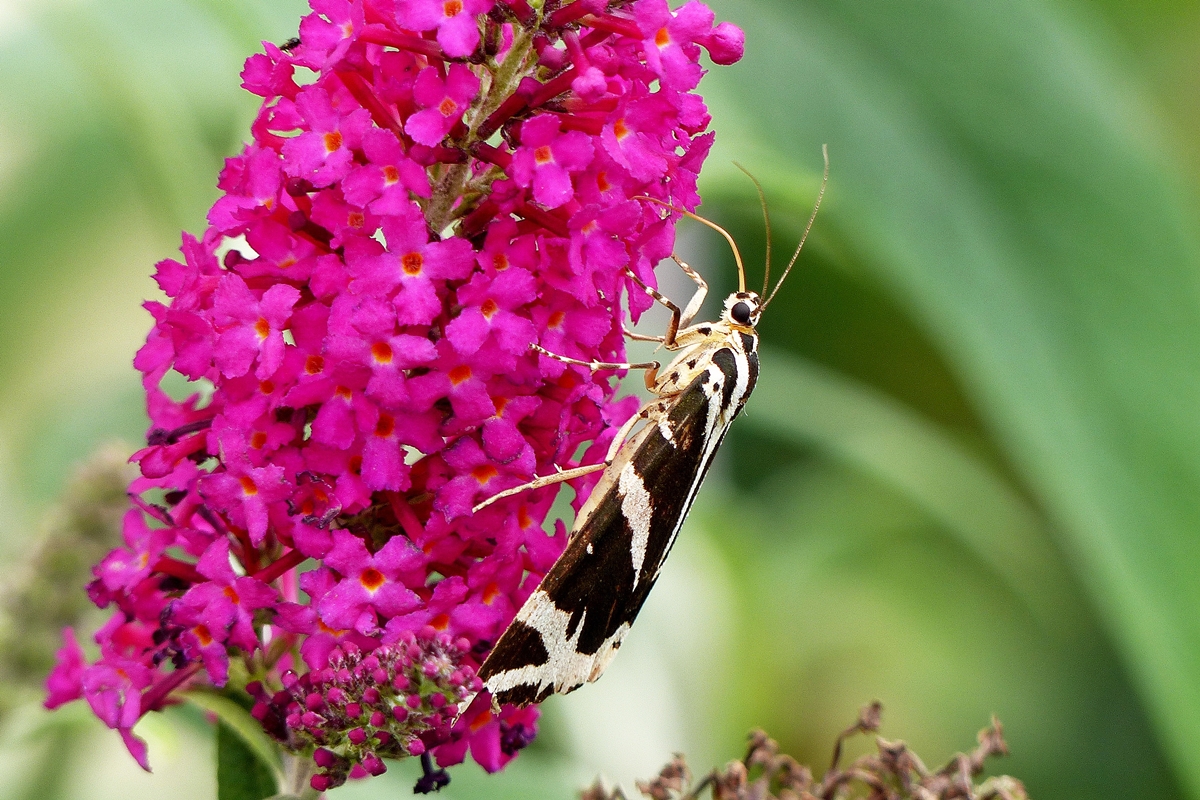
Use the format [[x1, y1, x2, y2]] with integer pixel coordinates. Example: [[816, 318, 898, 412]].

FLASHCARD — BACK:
[[477, 344, 756, 706]]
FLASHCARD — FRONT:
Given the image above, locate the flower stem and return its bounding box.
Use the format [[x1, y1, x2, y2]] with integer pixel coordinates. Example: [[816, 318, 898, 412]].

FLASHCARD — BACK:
[[426, 25, 536, 234]]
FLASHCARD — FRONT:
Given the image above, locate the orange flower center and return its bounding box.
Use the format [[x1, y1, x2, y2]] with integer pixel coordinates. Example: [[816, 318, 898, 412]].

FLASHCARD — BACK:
[[223, 585, 240, 604], [375, 414, 395, 437], [347, 211, 364, 228], [472, 463, 498, 484], [371, 341, 393, 364], [305, 354, 324, 374], [548, 310, 565, 328], [655, 27, 671, 47], [194, 625, 213, 646], [481, 298, 498, 319], [438, 97, 458, 116], [360, 567, 385, 591], [239, 476, 258, 495], [443, 0, 463, 16], [323, 131, 343, 152], [431, 612, 451, 630], [448, 365, 472, 385], [596, 171, 611, 192], [493, 252, 509, 270], [250, 431, 267, 449], [482, 582, 500, 605], [254, 317, 270, 339], [613, 118, 629, 139], [402, 251, 424, 275], [383, 164, 400, 184], [259, 380, 275, 395], [534, 145, 553, 164], [335, 385, 353, 400]]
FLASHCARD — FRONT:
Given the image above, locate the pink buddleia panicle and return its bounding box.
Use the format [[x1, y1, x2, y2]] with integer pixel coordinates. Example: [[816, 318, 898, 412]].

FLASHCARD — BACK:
[[45, 0, 742, 792]]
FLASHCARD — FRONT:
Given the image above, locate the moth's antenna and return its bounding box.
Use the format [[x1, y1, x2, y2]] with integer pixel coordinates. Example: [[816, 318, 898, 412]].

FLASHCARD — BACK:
[[733, 162, 772, 296], [762, 144, 828, 311], [635, 196, 747, 293]]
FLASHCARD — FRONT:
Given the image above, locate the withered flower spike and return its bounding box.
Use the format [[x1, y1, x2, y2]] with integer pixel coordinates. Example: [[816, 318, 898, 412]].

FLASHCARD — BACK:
[[637, 754, 694, 800], [829, 700, 884, 772], [602, 709, 1026, 800]]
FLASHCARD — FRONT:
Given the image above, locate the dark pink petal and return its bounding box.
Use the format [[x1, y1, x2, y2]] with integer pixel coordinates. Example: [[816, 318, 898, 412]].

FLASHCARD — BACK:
[[362, 434, 409, 491], [406, 108, 455, 146], [551, 131, 594, 172], [120, 728, 152, 772], [699, 21, 744, 64], [44, 629, 86, 708], [437, 10, 482, 57], [394, 278, 443, 325], [531, 163, 573, 208], [424, 237, 476, 280], [445, 308, 490, 356]]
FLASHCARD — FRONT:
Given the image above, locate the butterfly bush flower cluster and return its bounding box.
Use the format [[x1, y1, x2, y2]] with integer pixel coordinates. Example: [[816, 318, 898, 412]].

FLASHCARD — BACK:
[[45, 0, 741, 789]]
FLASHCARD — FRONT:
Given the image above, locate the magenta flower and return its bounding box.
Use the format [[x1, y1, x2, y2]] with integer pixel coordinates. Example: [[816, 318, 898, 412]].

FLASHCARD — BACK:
[[47, 0, 742, 791], [342, 128, 431, 212], [511, 115, 596, 208], [45, 629, 87, 709], [405, 64, 480, 146], [281, 87, 374, 187], [397, 0, 496, 58], [211, 275, 301, 379], [169, 538, 279, 685], [317, 529, 425, 634]]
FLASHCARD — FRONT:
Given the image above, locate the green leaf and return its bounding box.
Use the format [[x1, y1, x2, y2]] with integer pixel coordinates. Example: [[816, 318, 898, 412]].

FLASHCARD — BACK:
[[745, 347, 1079, 631], [217, 720, 280, 800], [185, 689, 283, 797], [700, 0, 1200, 794]]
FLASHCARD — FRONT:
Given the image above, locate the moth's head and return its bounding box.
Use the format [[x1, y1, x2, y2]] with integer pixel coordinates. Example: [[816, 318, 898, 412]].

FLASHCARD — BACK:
[[722, 291, 762, 329]]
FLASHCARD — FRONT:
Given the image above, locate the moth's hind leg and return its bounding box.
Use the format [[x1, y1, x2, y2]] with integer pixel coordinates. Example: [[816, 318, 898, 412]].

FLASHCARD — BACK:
[[531, 343, 660, 391], [472, 395, 667, 514], [623, 326, 665, 344], [472, 462, 607, 513]]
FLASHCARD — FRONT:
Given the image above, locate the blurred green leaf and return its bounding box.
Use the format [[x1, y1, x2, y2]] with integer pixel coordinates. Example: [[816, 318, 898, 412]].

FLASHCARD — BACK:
[[186, 689, 283, 793], [700, 0, 1200, 794], [745, 347, 1076, 631], [217, 721, 279, 800]]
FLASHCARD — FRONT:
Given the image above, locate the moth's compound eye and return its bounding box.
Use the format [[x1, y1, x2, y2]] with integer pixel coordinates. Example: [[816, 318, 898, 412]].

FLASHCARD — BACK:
[[731, 301, 752, 325]]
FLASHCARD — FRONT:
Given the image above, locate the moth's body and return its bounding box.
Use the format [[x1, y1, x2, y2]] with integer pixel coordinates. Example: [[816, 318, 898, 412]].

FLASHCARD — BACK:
[[475, 292, 763, 706], [466, 150, 826, 711]]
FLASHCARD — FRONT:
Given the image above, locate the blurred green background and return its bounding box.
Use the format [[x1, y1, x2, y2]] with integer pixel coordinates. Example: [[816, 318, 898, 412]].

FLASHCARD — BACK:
[[3, 0, 1200, 798]]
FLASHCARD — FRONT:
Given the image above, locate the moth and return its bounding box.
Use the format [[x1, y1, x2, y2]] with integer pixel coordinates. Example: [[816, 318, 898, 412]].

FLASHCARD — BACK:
[[469, 149, 828, 708]]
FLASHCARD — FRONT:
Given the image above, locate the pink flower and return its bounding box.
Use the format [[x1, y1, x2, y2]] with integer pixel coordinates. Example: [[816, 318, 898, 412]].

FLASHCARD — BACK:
[[511, 115, 595, 208], [281, 87, 373, 187], [405, 64, 480, 146], [317, 530, 426, 634], [44, 629, 86, 710], [211, 275, 301, 379], [170, 539, 279, 685], [397, 0, 496, 58], [47, 0, 743, 788]]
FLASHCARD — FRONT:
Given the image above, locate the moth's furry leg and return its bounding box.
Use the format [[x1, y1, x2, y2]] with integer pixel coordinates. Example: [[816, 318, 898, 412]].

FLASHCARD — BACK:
[[532, 343, 661, 390]]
